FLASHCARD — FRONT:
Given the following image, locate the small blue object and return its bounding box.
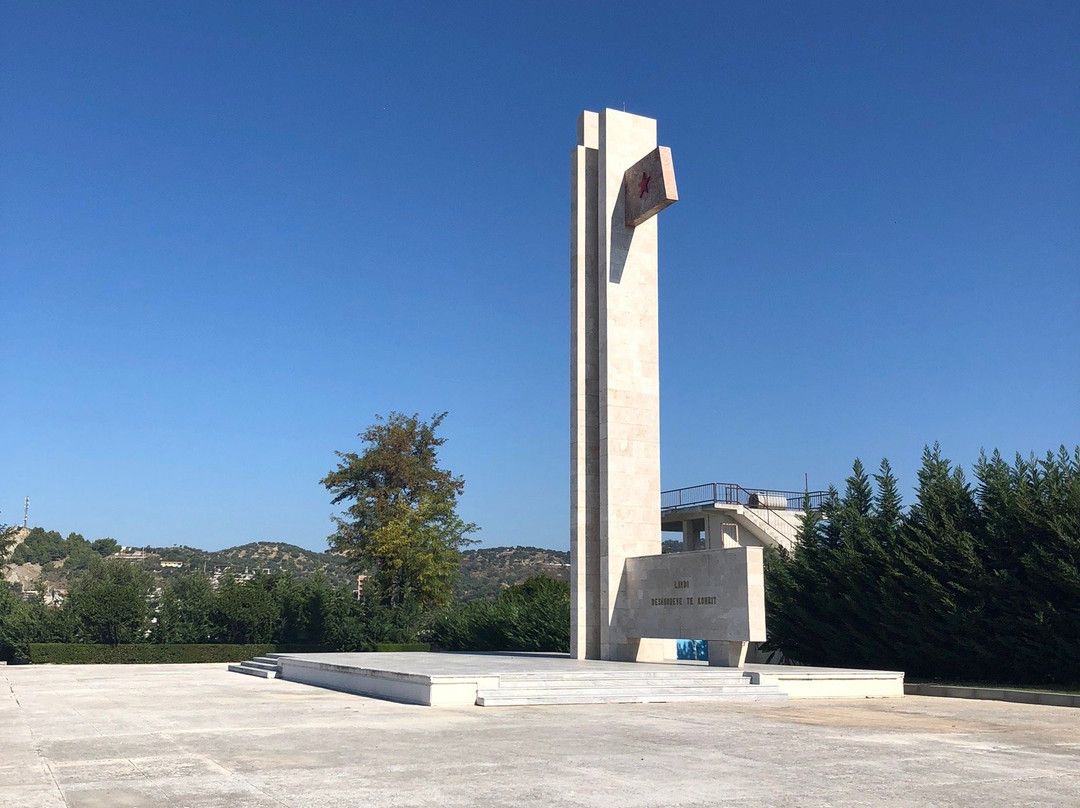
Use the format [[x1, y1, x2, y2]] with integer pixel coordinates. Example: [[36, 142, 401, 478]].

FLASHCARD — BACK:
[[676, 639, 709, 661]]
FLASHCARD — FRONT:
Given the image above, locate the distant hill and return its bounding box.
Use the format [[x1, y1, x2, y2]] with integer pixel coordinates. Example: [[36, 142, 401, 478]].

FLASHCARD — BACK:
[[2, 530, 570, 603], [455, 546, 570, 601], [152, 542, 355, 590], [157, 543, 573, 599]]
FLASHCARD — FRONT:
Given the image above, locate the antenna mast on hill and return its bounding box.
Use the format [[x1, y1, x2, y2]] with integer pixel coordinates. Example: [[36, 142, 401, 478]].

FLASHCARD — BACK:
[[23, 496, 29, 528]]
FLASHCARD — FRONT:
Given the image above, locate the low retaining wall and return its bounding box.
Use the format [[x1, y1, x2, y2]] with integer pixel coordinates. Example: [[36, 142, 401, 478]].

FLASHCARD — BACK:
[[748, 665, 904, 699], [905, 683, 1080, 708]]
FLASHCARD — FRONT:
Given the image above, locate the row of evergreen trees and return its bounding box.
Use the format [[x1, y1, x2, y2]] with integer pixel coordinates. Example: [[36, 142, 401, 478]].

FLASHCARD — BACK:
[[0, 559, 571, 660], [0, 565, 403, 658], [765, 445, 1080, 686]]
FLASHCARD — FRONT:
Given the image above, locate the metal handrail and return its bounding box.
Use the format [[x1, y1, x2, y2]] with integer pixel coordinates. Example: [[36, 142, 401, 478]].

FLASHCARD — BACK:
[[661, 482, 828, 543], [661, 483, 828, 512]]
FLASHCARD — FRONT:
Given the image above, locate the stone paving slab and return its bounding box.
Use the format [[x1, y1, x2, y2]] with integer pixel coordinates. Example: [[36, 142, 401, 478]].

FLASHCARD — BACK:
[[3, 663, 1079, 807]]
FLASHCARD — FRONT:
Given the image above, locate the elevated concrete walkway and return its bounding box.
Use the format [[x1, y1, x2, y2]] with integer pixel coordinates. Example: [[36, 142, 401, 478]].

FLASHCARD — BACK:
[[662, 501, 801, 551], [661, 482, 827, 552], [228, 651, 903, 707]]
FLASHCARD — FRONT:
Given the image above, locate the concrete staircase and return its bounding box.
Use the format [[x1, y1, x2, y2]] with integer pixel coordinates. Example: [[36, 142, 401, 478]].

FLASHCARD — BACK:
[[704, 502, 800, 551], [228, 654, 282, 679], [729, 504, 797, 550], [474, 668, 787, 706]]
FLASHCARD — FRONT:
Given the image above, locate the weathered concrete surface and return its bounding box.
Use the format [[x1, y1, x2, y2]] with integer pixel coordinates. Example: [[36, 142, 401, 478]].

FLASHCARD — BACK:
[[3, 664, 1079, 807]]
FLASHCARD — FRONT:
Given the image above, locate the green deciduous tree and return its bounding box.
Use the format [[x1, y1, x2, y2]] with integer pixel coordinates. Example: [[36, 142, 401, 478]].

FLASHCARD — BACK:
[[65, 560, 154, 645], [0, 581, 32, 661], [0, 580, 67, 661], [91, 538, 119, 557], [210, 574, 278, 644], [322, 412, 478, 611], [63, 534, 100, 571], [154, 572, 215, 643]]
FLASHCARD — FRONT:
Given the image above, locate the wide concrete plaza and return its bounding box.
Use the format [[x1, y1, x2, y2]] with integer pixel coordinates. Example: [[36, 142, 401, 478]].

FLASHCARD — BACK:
[[3, 663, 1078, 808]]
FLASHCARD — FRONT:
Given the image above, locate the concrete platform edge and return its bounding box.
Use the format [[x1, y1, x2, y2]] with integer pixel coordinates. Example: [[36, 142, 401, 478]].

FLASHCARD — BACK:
[[269, 652, 905, 706], [905, 682, 1080, 708]]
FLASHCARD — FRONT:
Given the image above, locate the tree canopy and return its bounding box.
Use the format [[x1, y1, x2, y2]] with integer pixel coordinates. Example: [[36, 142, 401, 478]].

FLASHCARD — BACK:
[[65, 560, 154, 645], [321, 412, 478, 610], [0, 523, 17, 559], [11, 529, 117, 568]]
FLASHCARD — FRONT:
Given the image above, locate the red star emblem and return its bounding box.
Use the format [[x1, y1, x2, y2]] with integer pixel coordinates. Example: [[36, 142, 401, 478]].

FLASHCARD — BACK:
[[638, 173, 651, 198]]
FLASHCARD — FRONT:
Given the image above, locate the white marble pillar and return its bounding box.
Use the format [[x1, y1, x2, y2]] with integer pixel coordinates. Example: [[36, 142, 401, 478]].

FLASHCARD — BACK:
[[570, 111, 601, 659], [571, 109, 669, 662]]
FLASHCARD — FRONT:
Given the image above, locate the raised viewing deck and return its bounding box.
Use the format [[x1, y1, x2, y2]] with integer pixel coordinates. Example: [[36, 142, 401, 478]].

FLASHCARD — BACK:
[[661, 482, 829, 552], [662, 482, 829, 513]]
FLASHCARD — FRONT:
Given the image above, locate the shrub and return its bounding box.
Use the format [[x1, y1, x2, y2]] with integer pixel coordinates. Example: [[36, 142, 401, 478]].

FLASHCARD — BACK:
[[429, 576, 569, 652], [27, 643, 331, 664], [374, 642, 430, 652]]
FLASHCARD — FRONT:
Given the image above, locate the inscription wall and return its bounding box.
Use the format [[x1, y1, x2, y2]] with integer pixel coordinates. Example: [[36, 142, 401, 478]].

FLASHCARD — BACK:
[[618, 547, 765, 642]]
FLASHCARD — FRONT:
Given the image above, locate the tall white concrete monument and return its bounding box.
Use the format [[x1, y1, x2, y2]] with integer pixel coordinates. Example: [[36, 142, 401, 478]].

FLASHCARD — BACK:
[[570, 109, 765, 667]]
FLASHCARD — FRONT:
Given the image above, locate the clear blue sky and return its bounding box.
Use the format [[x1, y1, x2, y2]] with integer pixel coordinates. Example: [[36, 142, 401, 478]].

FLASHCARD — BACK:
[[2, 2, 1077, 552]]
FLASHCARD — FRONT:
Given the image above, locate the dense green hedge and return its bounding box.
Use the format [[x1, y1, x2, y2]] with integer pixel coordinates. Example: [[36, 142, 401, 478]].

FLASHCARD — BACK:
[[27, 643, 331, 664], [374, 642, 429, 652], [26, 642, 429, 664]]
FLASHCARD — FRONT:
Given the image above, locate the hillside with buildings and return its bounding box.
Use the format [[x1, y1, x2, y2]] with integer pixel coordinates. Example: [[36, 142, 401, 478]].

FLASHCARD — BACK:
[[455, 546, 570, 600], [1, 528, 569, 603]]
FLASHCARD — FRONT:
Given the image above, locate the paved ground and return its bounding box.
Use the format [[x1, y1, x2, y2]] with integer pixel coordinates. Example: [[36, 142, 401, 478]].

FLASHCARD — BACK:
[[3, 664, 1078, 808]]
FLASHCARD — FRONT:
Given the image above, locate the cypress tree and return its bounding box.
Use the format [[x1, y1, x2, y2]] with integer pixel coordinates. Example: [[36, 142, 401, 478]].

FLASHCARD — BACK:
[[764, 443, 1079, 685], [886, 445, 986, 678], [762, 493, 826, 665], [976, 447, 1080, 683]]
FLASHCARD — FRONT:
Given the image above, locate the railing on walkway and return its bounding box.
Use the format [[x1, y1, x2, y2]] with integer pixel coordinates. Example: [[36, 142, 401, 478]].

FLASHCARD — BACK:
[[660, 482, 829, 547], [661, 483, 829, 513]]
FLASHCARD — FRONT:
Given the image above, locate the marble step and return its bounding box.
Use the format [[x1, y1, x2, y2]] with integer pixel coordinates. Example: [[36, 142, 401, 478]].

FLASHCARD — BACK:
[[491, 675, 752, 690], [228, 657, 282, 679], [476, 688, 786, 707], [228, 662, 277, 679], [493, 671, 751, 682], [480, 684, 776, 698], [238, 659, 279, 671]]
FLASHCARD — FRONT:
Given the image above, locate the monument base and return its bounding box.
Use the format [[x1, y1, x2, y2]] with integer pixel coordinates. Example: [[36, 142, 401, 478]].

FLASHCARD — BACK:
[[231, 651, 904, 707], [711, 641, 749, 668]]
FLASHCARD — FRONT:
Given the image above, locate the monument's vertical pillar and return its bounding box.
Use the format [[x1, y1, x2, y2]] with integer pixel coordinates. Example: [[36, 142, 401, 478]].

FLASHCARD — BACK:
[[570, 112, 601, 659], [572, 109, 667, 662], [596, 110, 664, 662]]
